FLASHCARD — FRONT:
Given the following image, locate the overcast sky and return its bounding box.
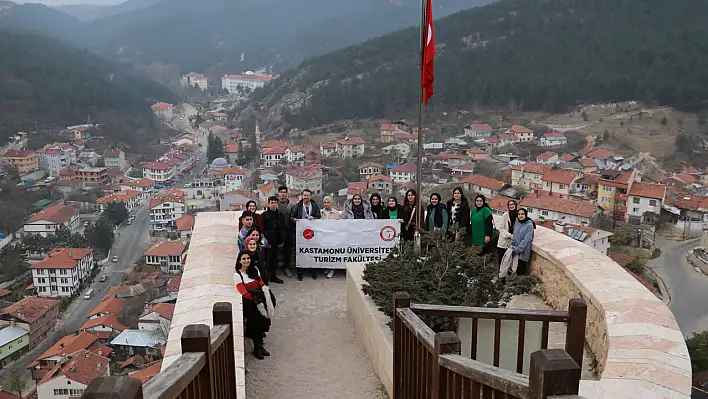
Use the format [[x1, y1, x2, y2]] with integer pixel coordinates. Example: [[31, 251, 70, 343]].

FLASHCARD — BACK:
[[15, 0, 124, 5]]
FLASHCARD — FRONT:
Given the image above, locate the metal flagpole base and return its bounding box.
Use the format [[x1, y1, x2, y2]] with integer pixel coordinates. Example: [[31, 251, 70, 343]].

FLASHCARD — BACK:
[[414, 230, 422, 254]]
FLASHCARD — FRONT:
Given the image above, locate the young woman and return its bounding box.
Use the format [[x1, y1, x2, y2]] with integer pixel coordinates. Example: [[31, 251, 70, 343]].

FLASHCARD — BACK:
[[239, 200, 263, 231], [510, 208, 535, 275], [470, 194, 494, 248], [423, 193, 449, 236], [369, 193, 383, 219], [402, 189, 424, 242], [320, 196, 341, 220], [244, 236, 269, 284], [446, 186, 471, 242], [380, 197, 405, 221], [234, 251, 275, 359], [342, 194, 374, 219], [246, 228, 269, 250], [496, 199, 519, 266]]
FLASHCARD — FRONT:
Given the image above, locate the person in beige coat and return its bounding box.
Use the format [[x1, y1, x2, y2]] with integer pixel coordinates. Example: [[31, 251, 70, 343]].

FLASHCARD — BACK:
[[495, 199, 518, 266], [321, 196, 340, 278]]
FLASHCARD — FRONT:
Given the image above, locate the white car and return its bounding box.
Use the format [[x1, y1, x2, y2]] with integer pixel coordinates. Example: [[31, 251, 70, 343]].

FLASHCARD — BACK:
[[154, 225, 165, 231], [112, 256, 119, 263]]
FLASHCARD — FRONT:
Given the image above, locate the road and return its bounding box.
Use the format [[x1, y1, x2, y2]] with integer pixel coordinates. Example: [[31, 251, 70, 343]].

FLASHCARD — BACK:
[[648, 236, 708, 336]]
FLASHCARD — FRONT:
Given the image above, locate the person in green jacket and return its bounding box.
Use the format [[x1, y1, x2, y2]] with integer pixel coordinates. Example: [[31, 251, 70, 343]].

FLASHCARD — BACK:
[[423, 193, 448, 236], [470, 194, 494, 247]]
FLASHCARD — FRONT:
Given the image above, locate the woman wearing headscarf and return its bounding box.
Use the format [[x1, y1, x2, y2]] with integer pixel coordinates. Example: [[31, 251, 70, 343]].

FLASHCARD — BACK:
[[234, 250, 276, 360], [470, 194, 494, 247], [509, 208, 535, 275], [320, 196, 341, 220], [402, 189, 425, 242], [244, 235, 269, 285], [496, 199, 519, 266], [423, 193, 448, 236], [380, 197, 404, 221], [369, 193, 383, 218], [239, 200, 263, 231], [446, 186, 471, 242], [342, 193, 374, 219]]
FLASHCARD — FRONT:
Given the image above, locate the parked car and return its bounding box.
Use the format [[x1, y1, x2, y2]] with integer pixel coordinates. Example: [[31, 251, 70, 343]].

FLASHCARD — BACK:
[[112, 256, 119, 262], [100, 275, 108, 282], [154, 225, 165, 231], [126, 220, 132, 225]]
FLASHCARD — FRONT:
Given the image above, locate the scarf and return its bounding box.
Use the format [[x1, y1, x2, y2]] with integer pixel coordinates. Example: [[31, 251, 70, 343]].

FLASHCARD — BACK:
[[508, 210, 518, 233], [352, 202, 366, 219], [387, 207, 398, 219], [428, 194, 445, 229], [370, 194, 382, 217]]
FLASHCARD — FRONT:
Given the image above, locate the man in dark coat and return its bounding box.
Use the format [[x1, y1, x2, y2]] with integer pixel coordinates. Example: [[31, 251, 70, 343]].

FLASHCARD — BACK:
[[261, 196, 286, 284], [289, 189, 321, 280]]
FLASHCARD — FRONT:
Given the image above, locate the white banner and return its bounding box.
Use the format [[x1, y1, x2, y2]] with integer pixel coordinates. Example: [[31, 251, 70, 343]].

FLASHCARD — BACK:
[[295, 219, 400, 269]]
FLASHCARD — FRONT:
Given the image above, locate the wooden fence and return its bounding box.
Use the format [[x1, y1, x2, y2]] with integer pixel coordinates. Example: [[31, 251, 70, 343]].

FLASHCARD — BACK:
[[393, 291, 587, 399], [82, 302, 238, 399]]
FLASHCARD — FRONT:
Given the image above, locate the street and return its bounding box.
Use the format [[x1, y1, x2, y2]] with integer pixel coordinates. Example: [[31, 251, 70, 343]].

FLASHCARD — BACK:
[[648, 236, 708, 336]]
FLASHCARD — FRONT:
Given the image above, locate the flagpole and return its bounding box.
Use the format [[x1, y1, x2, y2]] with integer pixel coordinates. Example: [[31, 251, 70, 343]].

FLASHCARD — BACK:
[[414, 0, 426, 254]]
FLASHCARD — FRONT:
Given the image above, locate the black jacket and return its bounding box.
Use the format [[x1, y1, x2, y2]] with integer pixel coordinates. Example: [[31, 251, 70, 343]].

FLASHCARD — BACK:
[[261, 208, 285, 246], [446, 199, 471, 236], [289, 200, 321, 221]]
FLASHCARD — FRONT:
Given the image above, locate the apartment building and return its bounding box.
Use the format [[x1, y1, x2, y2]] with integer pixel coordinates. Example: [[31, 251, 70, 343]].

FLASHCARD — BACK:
[[96, 190, 144, 212], [0, 297, 60, 347], [37, 144, 76, 177], [103, 149, 128, 171], [511, 163, 551, 191], [143, 161, 175, 185], [3, 149, 39, 174], [335, 137, 366, 159], [149, 190, 186, 230], [24, 204, 80, 237], [596, 169, 638, 221], [144, 242, 188, 274], [31, 248, 93, 298], [390, 163, 417, 184], [221, 72, 276, 93], [222, 165, 248, 191], [180, 72, 208, 90], [627, 182, 667, 225], [285, 164, 323, 195]]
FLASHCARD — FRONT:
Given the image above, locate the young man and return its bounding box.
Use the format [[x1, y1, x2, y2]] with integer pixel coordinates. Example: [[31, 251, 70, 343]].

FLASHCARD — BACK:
[[261, 196, 285, 284], [277, 186, 295, 278], [289, 189, 321, 280], [238, 211, 255, 252]]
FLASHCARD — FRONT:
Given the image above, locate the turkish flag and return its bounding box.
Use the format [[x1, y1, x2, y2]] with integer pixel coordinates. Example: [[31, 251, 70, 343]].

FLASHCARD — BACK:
[[422, 0, 435, 104]]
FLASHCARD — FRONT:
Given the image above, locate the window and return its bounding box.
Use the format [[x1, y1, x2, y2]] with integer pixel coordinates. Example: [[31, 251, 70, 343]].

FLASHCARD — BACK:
[[603, 185, 612, 192], [559, 184, 566, 189], [633, 208, 639, 213], [541, 211, 549, 216], [602, 198, 610, 204], [54, 389, 69, 395], [649, 200, 657, 206], [633, 197, 640, 204]]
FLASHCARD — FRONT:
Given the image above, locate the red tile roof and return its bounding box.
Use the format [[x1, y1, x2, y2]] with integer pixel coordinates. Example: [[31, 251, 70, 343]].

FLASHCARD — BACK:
[[673, 172, 701, 184], [167, 276, 182, 293], [536, 151, 557, 161], [347, 182, 368, 195], [31, 248, 92, 270], [87, 297, 125, 318], [143, 161, 171, 171], [585, 148, 618, 160], [144, 241, 187, 257], [0, 390, 21, 399], [43, 349, 110, 385], [130, 361, 162, 384], [509, 125, 533, 133], [2, 297, 59, 324], [513, 162, 551, 175], [0, 289, 10, 297], [320, 141, 337, 149], [559, 153, 576, 162], [497, 133, 517, 140], [487, 196, 514, 212], [260, 140, 289, 149], [609, 252, 634, 267], [222, 165, 248, 175], [336, 136, 366, 145], [467, 123, 493, 131], [151, 102, 172, 112], [120, 355, 147, 369], [146, 303, 175, 321], [672, 196, 708, 211], [391, 163, 417, 173], [103, 149, 121, 157], [175, 214, 195, 231], [33, 332, 112, 365], [520, 196, 598, 218], [464, 175, 505, 191], [27, 204, 78, 224], [4, 149, 36, 158], [262, 147, 286, 155], [359, 162, 382, 170], [628, 182, 666, 200], [122, 178, 154, 188], [579, 158, 598, 167], [80, 315, 128, 332], [368, 174, 393, 183], [438, 152, 469, 160], [541, 169, 577, 185], [96, 190, 141, 204]]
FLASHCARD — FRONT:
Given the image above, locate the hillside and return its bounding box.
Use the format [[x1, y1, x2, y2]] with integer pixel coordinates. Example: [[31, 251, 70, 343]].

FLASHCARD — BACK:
[[0, 0, 494, 73], [239, 0, 708, 130], [0, 31, 176, 145]]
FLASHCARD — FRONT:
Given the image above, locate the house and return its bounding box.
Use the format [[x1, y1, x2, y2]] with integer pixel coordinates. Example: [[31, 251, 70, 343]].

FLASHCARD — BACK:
[[181, 72, 208, 90], [538, 220, 613, 255], [143, 161, 175, 185], [36, 349, 110, 398], [380, 124, 400, 143], [29, 331, 111, 382], [451, 164, 477, 181], [261, 147, 286, 168], [222, 165, 248, 191], [31, 248, 93, 298], [138, 303, 175, 333], [224, 143, 245, 164], [487, 196, 513, 215], [382, 142, 411, 160], [521, 196, 599, 225], [319, 141, 337, 158], [390, 163, 417, 184], [221, 72, 276, 93], [535, 151, 559, 165], [149, 190, 186, 230], [335, 136, 366, 159], [507, 125, 535, 142], [436, 153, 471, 168], [257, 183, 278, 204], [110, 330, 166, 360], [579, 158, 600, 173], [466, 147, 487, 161], [627, 182, 666, 225], [220, 190, 257, 211], [151, 102, 173, 121], [394, 131, 418, 143], [0, 297, 60, 346], [540, 132, 568, 148], [569, 174, 599, 201], [463, 175, 506, 197], [77, 151, 100, 167], [87, 297, 125, 320], [584, 148, 620, 163], [285, 145, 308, 163], [144, 241, 188, 274], [130, 360, 163, 384], [596, 169, 638, 220], [347, 182, 369, 199], [359, 163, 382, 181], [96, 190, 143, 212], [541, 169, 580, 197], [559, 153, 577, 163], [37, 144, 76, 177], [672, 196, 708, 223], [103, 149, 128, 171], [285, 164, 323, 195], [175, 214, 195, 238], [3, 149, 39, 175], [24, 204, 80, 237], [482, 136, 502, 150], [511, 163, 551, 191], [666, 172, 702, 192], [463, 124, 494, 139], [368, 175, 393, 195], [79, 314, 128, 339], [120, 178, 154, 194], [496, 133, 520, 147], [0, 325, 29, 368]]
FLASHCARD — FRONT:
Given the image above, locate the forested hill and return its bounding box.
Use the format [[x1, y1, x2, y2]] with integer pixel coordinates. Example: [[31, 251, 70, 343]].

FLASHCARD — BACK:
[[242, 0, 708, 130], [0, 31, 176, 145]]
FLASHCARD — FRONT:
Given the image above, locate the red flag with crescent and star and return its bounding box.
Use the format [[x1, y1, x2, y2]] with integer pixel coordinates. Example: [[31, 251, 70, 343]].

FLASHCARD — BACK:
[[422, 0, 435, 104]]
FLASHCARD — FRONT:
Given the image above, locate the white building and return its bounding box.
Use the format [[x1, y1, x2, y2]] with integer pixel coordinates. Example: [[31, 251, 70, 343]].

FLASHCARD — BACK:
[[31, 248, 93, 298], [463, 175, 506, 198], [627, 182, 666, 224], [138, 304, 175, 333], [261, 147, 286, 168], [221, 71, 276, 93], [521, 196, 599, 225], [359, 163, 382, 181], [149, 190, 186, 230], [95, 189, 144, 212], [390, 163, 417, 184], [150, 102, 173, 121], [222, 165, 248, 192], [180, 72, 208, 90], [103, 149, 128, 171], [143, 161, 175, 185], [368, 175, 393, 195], [507, 125, 535, 142], [36, 349, 110, 399], [285, 164, 323, 195], [319, 142, 337, 158], [286, 146, 307, 163], [143, 241, 187, 274], [335, 137, 366, 159], [37, 144, 76, 177], [540, 133, 568, 148], [120, 178, 155, 194], [24, 204, 80, 237]]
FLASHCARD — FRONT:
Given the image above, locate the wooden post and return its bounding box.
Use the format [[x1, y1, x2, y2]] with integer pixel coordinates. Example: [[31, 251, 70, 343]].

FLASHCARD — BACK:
[[432, 331, 461, 399], [393, 291, 411, 399], [564, 298, 587, 369], [82, 376, 143, 399], [528, 349, 580, 398], [213, 302, 237, 399], [181, 324, 213, 399]]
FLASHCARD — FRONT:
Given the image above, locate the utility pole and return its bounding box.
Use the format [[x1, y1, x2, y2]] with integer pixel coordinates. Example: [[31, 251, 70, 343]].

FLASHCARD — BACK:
[[414, 0, 427, 254]]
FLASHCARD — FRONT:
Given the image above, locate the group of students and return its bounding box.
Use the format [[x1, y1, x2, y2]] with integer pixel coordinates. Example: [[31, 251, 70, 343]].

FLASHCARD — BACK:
[[233, 185, 536, 360]]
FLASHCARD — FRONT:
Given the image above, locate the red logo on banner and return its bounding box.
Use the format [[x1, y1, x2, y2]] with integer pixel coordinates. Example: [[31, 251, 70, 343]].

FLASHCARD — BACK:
[[302, 228, 315, 240], [380, 226, 397, 242]]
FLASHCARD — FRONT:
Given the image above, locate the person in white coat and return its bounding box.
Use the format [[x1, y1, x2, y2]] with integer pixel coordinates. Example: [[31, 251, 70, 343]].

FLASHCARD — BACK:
[[496, 199, 519, 266], [320, 196, 340, 278]]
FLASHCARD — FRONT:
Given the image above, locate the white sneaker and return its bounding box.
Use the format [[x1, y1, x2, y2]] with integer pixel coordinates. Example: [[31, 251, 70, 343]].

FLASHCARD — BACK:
[[326, 269, 335, 278], [284, 268, 293, 278]]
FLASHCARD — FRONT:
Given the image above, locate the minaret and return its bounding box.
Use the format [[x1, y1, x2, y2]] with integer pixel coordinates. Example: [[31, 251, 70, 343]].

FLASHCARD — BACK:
[[255, 122, 262, 145]]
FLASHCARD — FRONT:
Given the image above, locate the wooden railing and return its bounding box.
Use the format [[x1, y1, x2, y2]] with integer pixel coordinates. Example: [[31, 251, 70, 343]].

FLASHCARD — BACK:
[[82, 302, 238, 399], [393, 291, 587, 399]]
